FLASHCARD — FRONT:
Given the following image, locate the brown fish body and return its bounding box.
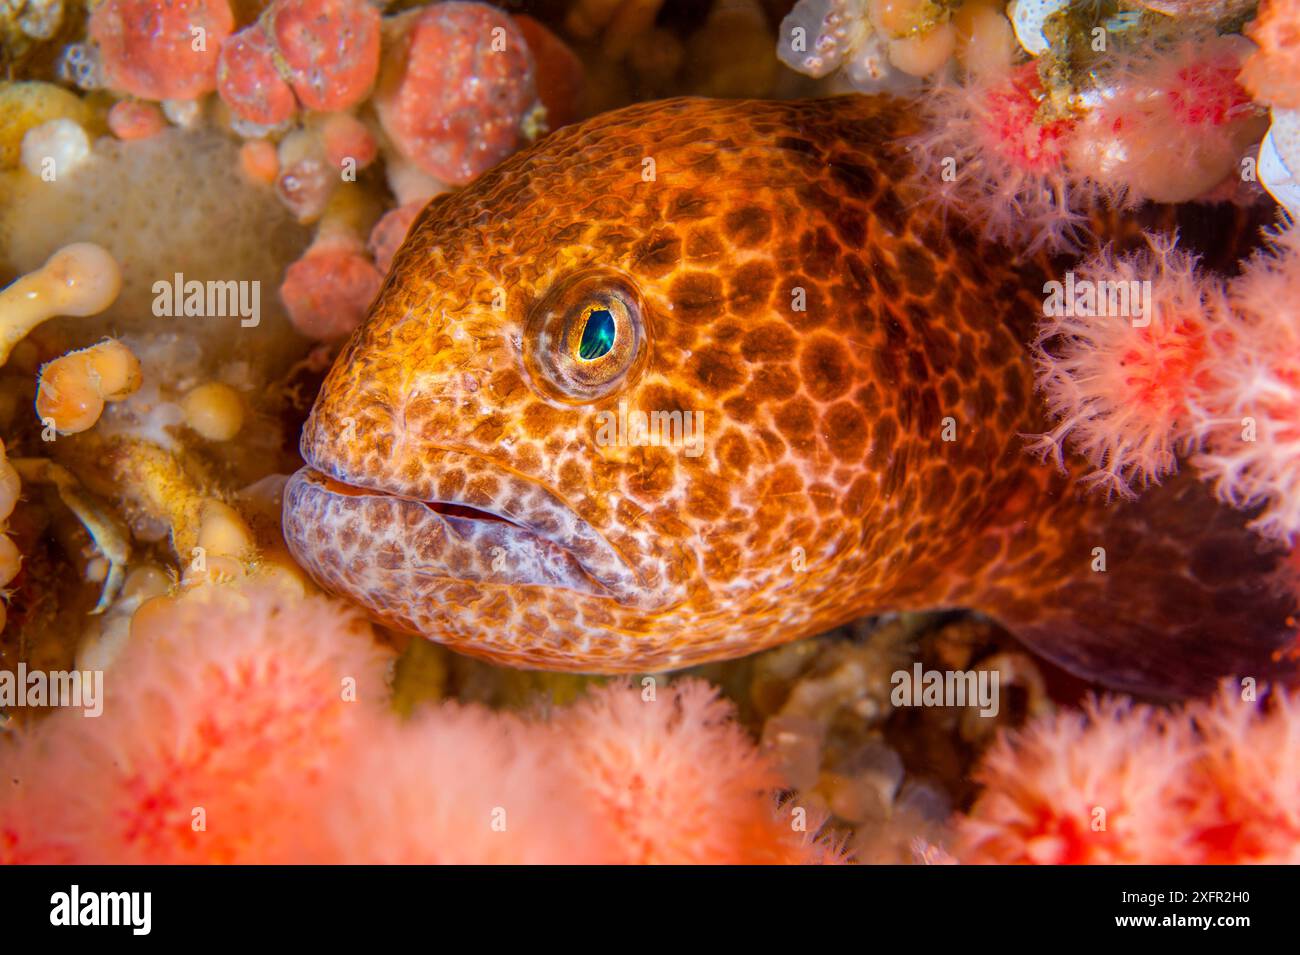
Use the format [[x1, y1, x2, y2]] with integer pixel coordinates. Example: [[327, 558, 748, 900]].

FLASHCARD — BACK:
[[283, 95, 1297, 696]]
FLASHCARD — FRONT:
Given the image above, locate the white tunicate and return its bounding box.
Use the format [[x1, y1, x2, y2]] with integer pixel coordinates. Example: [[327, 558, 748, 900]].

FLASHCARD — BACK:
[[895, 780, 952, 822], [230, 114, 288, 140], [57, 42, 103, 91], [1009, 0, 1068, 57], [20, 118, 90, 178], [220, 361, 256, 390], [842, 29, 893, 89], [18, 0, 63, 40], [777, 0, 873, 79], [1259, 110, 1300, 219], [162, 98, 204, 129]]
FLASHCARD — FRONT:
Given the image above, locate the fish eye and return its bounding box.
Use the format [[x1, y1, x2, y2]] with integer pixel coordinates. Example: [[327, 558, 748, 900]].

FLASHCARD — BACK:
[[577, 307, 616, 361], [523, 268, 647, 403]]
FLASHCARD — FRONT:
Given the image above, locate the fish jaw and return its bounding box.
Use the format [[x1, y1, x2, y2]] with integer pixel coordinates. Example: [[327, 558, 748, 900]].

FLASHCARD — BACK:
[[282, 464, 618, 593], [282, 466, 716, 670], [282, 407, 700, 664]]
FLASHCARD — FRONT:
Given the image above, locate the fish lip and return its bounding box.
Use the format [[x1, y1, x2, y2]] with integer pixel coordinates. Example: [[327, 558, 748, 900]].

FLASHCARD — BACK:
[[290, 448, 650, 604]]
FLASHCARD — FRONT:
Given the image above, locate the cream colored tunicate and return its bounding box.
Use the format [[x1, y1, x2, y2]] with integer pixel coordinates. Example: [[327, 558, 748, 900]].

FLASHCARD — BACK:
[[867, 0, 927, 38], [953, 0, 1015, 79], [1260, 110, 1300, 218], [0, 242, 121, 364], [36, 338, 143, 434], [840, 29, 902, 90], [1008, 0, 1067, 57], [887, 21, 956, 76], [776, 0, 874, 79], [20, 118, 90, 179], [181, 381, 245, 441], [162, 98, 205, 129]]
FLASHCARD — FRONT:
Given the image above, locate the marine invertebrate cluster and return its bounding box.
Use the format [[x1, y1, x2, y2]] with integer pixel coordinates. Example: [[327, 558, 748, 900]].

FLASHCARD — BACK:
[[1027, 233, 1224, 494], [1191, 225, 1300, 542], [907, 29, 1266, 252], [0, 0, 431, 651], [89, 0, 234, 101], [558, 679, 823, 864], [0, 581, 830, 864], [959, 695, 1199, 863], [776, 0, 1010, 90], [35, 337, 142, 434], [217, 0, 380, 127], [907, 60, 1088, 254], [959, 682, 1300, 864], [1030, 226, 1300, 543], [1066, 35, 1266, 206], [375, 2, 541, 186], [0, 582, 390, 864]]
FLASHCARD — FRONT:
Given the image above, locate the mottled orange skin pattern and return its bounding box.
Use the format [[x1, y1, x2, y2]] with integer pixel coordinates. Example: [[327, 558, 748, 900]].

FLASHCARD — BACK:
[[284, 96, 1298, 696]]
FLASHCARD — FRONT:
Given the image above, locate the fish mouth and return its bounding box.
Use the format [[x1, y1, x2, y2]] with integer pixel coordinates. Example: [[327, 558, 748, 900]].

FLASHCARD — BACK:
[[283, 457, 654, 608]]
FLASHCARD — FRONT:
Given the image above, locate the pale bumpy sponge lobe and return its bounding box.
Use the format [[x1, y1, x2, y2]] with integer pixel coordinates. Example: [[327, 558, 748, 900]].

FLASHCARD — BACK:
[[0, 129, 310, 371]]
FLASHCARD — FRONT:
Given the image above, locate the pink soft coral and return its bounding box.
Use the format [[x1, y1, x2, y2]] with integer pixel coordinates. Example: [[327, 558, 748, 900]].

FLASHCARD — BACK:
[[959, 682, 1300, 864], [1191, 224, 1300, 544], [1, 582, 392, 864], [1027, 232, 1228, 496], [959, 697, 1201, 864], [1067, 35, 1266, 205], [907, 63, 1092, 254], [1028, 223, 1300, 540], [0, 585, 828, 864], [297, 680, 833, 864], [554, 681, 830, 864], [292, 705, 606, 864], [1241, 0, 1300, 110], [1191, 683, 1300, 862]]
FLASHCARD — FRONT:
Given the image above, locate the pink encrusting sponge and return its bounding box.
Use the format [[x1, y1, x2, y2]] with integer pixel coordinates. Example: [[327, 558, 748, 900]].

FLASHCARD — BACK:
[[90, 0, 235, 101], [374, 2, 541, 186], [216, 0, 380, 126]]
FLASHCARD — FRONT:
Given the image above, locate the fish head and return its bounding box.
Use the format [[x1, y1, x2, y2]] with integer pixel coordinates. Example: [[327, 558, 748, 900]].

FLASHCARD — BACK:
[[284, 96, 919, 670]]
